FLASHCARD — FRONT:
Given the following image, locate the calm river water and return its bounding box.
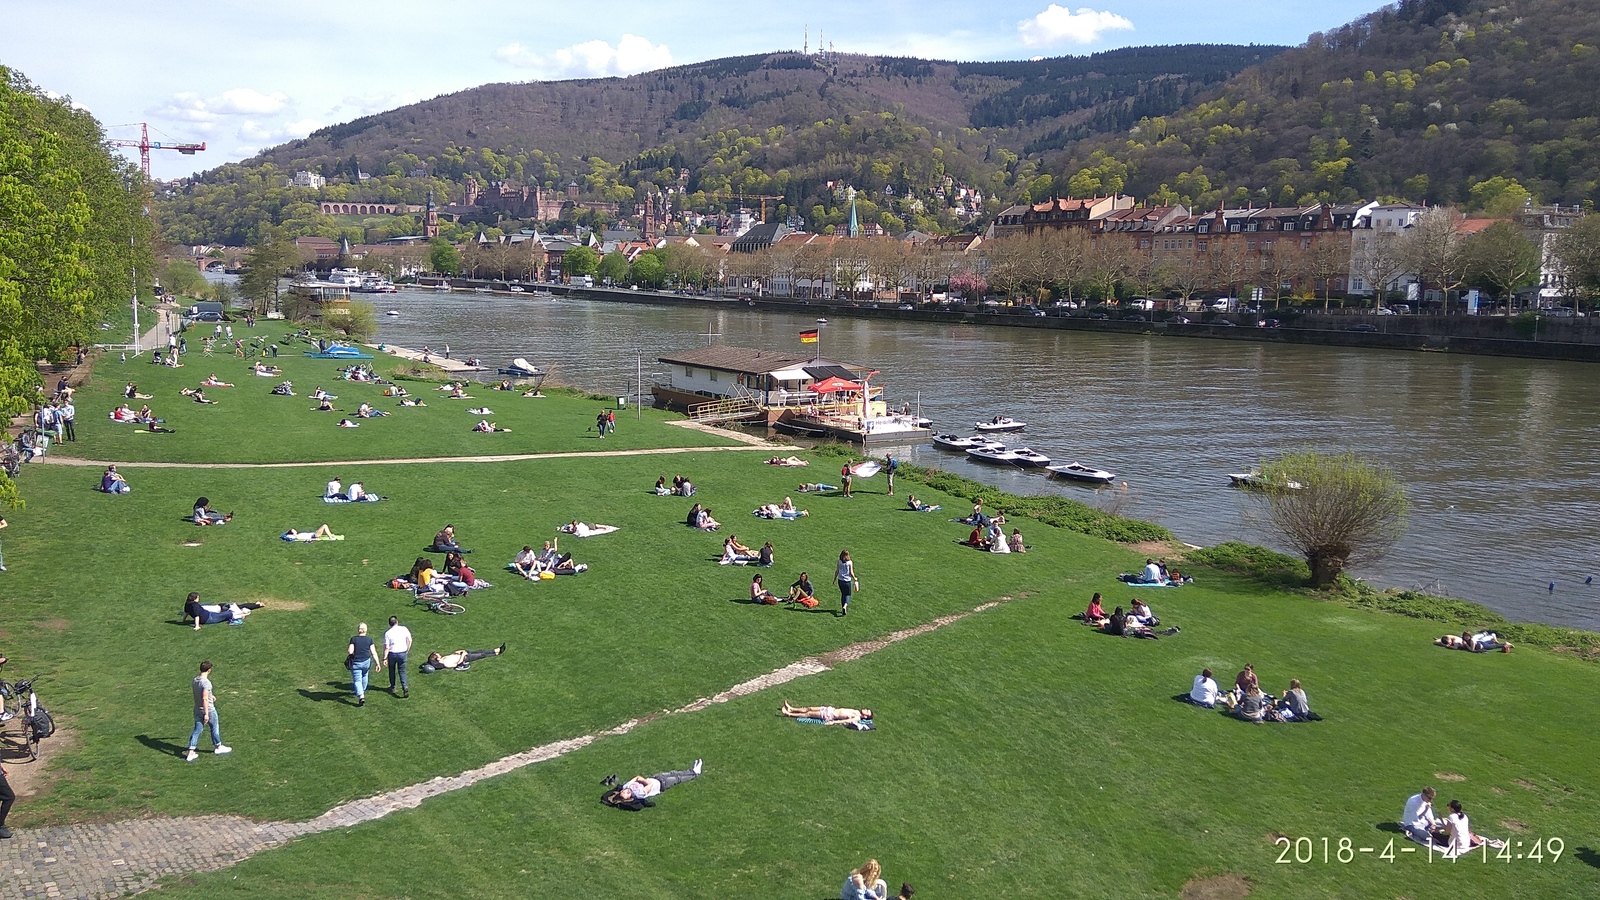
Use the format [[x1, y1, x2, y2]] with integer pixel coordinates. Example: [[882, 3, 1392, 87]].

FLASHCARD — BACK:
[[373, 288, 1600, 629]]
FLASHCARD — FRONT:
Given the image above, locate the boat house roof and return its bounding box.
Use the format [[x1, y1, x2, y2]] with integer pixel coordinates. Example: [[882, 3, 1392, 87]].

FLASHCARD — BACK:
[[658, 346, 860, 377]]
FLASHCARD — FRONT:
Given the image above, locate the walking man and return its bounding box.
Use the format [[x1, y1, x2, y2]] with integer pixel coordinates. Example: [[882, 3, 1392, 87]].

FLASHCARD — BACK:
[[384, 615, 413, 698], [186, 660, 231, 761]]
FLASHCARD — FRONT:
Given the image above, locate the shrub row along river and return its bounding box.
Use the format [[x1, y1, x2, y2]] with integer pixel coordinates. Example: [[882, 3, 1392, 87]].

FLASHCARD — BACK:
[[373, 288, 1600, 629]]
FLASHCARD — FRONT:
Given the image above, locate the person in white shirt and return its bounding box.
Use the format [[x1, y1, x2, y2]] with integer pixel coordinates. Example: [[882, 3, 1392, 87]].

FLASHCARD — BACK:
[[1189, 668, 1219, 707], [383, 616, 414, 699], [325, 477, 343, 499], [347, 482, 366, 502], [1142, 558, 1164, 583], [609, 759, 703, 807], [510, 545, 542, 579], [1402, 786, 1445, 845], [1444, 799, 1484, 856]]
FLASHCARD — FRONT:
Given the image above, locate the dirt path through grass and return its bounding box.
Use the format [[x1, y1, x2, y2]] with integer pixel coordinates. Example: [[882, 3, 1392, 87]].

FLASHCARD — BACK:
[[0, 598, 1006, 899]]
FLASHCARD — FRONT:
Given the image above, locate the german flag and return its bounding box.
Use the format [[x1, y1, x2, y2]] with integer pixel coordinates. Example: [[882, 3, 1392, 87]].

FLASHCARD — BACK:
[[799, 329, 819, 344]]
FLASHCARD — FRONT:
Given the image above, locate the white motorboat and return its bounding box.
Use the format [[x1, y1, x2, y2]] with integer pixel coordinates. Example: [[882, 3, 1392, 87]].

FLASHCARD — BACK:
[[975, 416, 1026, 433], [932, 433, 1003, 451], [1011, 447, 1052, 468], [815, 317, 828, 323], [473, 287, 490, 294], [1049, 463, 1117, 484], [1227, 471, 1302, 491], [435, 284, 453, 292], [505, 357, 545, 378], [385, 310, 400, 317], [966, 445, 1023, 464]]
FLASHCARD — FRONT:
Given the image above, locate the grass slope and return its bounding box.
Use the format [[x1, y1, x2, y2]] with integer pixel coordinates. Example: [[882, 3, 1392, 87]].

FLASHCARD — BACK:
[[4, 349, 1599, 898]]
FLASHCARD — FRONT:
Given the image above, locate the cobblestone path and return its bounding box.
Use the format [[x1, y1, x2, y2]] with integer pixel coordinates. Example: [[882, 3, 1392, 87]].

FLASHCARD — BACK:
[[0, 600, 1004, 898]]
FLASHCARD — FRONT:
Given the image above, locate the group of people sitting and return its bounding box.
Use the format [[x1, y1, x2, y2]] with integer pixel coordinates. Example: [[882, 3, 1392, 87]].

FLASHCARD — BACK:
[[1402, 786, 1500, 856], [323, 478, 376, 502], [960, 521, 1025, 554], [686, 503, 721, 532], [1120, 558, 1190, 586], [509, 541, 579, 579], [1186, 663, 1320, 723], [1434, 630, 1513, 653], [1082, 593, 1172, 638], [720, 535, 773, 566], [749, 571, 820, 607], [656, 474, 695, 496], [98, 465, 131, 494], [754, 498, 808, 519], [109, 405, 169, 430], [405, 549, 499, 594]]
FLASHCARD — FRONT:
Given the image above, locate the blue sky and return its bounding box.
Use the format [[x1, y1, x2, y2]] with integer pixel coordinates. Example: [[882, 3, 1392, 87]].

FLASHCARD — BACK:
[[1, 1, 1392, 179]]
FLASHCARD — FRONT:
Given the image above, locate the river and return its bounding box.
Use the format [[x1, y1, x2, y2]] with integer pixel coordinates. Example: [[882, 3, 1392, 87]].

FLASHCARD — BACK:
[[368, 287, 1600, 630]]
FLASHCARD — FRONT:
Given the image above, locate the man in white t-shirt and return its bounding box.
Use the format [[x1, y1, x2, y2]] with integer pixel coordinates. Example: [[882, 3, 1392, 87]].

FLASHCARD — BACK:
[[325, 477, 343, 500], [383, 615, 414, 698], [1189, 668, 1219, 707], [1402, 786, 1445, 845]]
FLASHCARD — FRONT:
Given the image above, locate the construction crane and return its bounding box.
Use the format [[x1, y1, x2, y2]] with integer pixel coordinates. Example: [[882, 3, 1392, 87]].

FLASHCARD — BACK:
[[704, 191, 786, 223], [109, 123, 206, 180]]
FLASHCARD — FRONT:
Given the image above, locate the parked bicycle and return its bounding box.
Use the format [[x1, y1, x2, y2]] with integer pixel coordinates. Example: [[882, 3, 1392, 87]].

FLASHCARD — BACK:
[[413, 586, 465, 616], [0, 670, 53, 760]]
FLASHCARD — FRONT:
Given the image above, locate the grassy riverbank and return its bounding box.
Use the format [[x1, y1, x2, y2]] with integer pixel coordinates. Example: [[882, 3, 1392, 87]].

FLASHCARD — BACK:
[[4, 347, 1600, 897]]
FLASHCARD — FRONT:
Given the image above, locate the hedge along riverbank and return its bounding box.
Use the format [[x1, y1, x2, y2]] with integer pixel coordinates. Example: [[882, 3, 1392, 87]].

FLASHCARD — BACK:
[[1191, 541, 1600, 657], [808, 444, 1174, 544]]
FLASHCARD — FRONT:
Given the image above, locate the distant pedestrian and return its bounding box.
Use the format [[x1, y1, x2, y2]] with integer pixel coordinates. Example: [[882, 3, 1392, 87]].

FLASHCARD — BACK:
[[120, 352, 126, 364], [60, 400, 74, 442], [836, 550, 859, 617], [840, 461, 853, 498], [0, 755, 13, 838], [186, 660, 231, 761], [607, 409, 616, 434], [443, 343, 450, 360], [384, 615, 413, 698], [597, 411, 608, 438], [885, 454, 897, 496], [0, 515, 8, 571], [224, 325, 233, 340], [348, 622, 380, 706], [179, 336, 187, 355]]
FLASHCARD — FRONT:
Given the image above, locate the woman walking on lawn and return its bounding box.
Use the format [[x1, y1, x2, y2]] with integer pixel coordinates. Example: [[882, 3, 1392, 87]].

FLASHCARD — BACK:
[[348, 623, 382, 707], [836, 550, 859, 617]]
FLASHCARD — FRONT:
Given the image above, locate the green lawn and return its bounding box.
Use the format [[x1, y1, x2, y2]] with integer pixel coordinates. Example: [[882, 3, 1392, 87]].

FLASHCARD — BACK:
[[5, 349, 1600, 898]]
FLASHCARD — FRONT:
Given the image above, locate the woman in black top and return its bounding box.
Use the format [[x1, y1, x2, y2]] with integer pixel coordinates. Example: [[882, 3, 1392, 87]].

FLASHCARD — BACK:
[[1105, 606, 1128, 636], [347, 622, 382, 706]]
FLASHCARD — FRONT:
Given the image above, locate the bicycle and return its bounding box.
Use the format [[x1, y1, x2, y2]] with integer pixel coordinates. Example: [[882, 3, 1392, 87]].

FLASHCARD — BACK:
[[0, 671, 53, 761], [413, 587, 465, 616]]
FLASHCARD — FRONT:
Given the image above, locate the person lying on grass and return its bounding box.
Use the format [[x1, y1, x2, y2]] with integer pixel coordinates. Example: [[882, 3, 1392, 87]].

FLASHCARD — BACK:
[[559, 521, 618, 537], [201, 374, 233, 387], [780, 702, 872, 725], [765, 455, 809, 467], [472, 420, 510, 432], [1435, 631, 1513, 652], [421, 644, 505, 672], [183, 388, 217, 404], [756, 502, 809, 519], [337, 418, 359, 428], [905, 494, 940, 512], [271, 381, 295, 396], [314, 397, 335, 412], [251, 363, 281, 377], [311, 387, 336, 401], [601, 759, 703, 811], [549, 552, 587, 575], [797, 482, 839, 493], [449, 386, 473, 400], [399, 398, 427, 407], [751, 574, 782, 604], [183, 592, 265, 629], [282, 524, 342, 542], [357, 403, 389, 418], [466, 406, 494, 415], [193, 498, 232, 526]]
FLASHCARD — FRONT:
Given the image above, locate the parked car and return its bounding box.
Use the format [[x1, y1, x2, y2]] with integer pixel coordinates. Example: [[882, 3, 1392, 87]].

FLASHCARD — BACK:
[[898, 303, 915, 310], [1212, 319, 1236, 327], [1030, 309, 1047, 317], [1123, 314, 1146, 321], [1346, 323, 1379, 332], [1376, 307, 1396, 315], [1086, 310, 1111, 320]]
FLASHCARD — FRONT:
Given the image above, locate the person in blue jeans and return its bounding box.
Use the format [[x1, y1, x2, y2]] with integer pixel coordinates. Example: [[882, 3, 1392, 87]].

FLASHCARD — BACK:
[[348, 623, 381, 707], [384, 615, 413, 698], [186, 660, 231, 761]]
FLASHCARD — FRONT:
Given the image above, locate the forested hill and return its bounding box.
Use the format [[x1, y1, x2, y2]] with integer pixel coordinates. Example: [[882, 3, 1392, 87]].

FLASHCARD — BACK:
[[159, 45, 1282, 245], [1048, 0, 1600, 213]]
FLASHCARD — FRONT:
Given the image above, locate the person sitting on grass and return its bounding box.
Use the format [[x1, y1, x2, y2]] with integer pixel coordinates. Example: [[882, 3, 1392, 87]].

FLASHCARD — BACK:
[[183, 592, 265, 629], [282, 524, 341, 542], [337, 418, 359, 428], [751, 574, 781, 604], [602, 759, 703, 811], [1276, 679, 1313, 720], [201, 373, 233, 387], [271, 381, 295, 396], [313, 397, 335, 411], [1233, 686, 1270, 723], [510, 545, 542, 579], [720, 535, 759, 565], [1084, 593, 1108, 626], [408, 557, 438, 591], [193, 498, 232, 525], [1104, 605, 1128, 636], [399, 397, 427, 407], [384, 384, 409, 397], [448, 385, 472, 400], [110, 404, 137, 422], [1445, 799, 1487, 856], [962, 525, 989, 550], [422, 644, 506, 672], [444, 550, 477, 587], [655, 476, 671, 495], [987, 522, 1010, 553], [905, 494, 940, 512], [125, 382, 151, 400], [1130, 599, 1158, 627], [1007, 528, 1026, 553], [431, 526, 465, 553], [1234, 663, 1259, 697], [841, 859, 889, 900], [1188, 668, 1220, 707], [100, 465, 132, 494], [789, 572, 817, 605], [325, 477, 344, 500], [1402, 787, 1448, 846], [252, 363, 280, 377], [472, 419, 510, 432], [695, 507, 721, 532], [780, 702, 872, 726]]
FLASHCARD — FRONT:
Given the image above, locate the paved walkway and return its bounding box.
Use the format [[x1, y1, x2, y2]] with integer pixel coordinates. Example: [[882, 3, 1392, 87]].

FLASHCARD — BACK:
[[0, 600, 1004, 898]]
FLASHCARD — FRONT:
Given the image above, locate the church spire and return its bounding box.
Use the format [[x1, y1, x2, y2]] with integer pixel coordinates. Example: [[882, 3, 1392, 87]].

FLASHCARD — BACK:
[[423, 189, 439, 239]]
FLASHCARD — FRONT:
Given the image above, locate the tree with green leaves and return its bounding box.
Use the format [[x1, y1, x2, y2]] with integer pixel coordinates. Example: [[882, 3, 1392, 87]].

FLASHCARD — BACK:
[[596, 250, 629, 284], [1464, 221, 1540, 311], [161, 259, 208, 298], [429, 238, 461, 276], [1552, 215, 1600, 312], [1260, 450, 1408, 587], [630, 253, 666, 288], [239, 229, 301, 315], [562, 245, 599, 278]]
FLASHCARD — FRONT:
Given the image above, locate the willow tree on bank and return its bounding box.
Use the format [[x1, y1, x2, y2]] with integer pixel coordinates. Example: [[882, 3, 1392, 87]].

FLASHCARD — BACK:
[[1261, 450, 1409, 586], [0, 66, 153, 426]]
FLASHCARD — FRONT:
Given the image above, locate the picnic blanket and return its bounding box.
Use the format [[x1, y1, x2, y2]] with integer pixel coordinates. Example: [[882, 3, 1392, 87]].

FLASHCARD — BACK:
[[558, 523, 619, 537], [849, 461, 881, 478], [1118, 574, 1180, 587], [323, 495, 384, 503]]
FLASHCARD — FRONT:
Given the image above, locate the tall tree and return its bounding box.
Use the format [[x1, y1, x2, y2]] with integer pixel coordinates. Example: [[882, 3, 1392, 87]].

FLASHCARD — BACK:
[[1353, 229, 1407, 307], [1464, 221, 1541, 310], [1553, 215, 1600, 312], [239, 229, 301, 314], [429, 238, 462, 276], [1401, 207, 1468, 309]]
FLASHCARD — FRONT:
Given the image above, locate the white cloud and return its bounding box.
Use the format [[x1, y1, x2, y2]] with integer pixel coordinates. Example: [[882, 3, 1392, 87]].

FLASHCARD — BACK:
[[236, 118, 323, 143], [149, 87, 289, 122], [1018, 5, 1134, 47], [494, 34, 672, 79]]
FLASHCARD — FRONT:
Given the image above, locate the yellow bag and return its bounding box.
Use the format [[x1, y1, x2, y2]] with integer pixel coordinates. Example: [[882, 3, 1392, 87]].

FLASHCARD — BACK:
[[538, 570, 556, 580]]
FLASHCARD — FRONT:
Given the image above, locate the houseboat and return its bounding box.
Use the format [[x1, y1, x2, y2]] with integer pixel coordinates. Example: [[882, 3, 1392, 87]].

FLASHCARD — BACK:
[[651, 346, 930, 444]]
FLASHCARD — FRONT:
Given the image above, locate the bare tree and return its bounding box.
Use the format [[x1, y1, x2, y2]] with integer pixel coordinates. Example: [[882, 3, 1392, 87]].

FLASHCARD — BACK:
[[1258, 238, 1305, 309], [1169, 250, 1211, 310], [1553, 215, 1600, 312], [1401, 207, 1468, 310], [1464, 221, 1541, 312], [1085, 237, 1136, 304], [1207, 240, 1252, 302], [1353, 230, 1407, 308], [1305, 238, 1352, 309], [862, 237, 909, 299], [1262, 450, 1409, 586]]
